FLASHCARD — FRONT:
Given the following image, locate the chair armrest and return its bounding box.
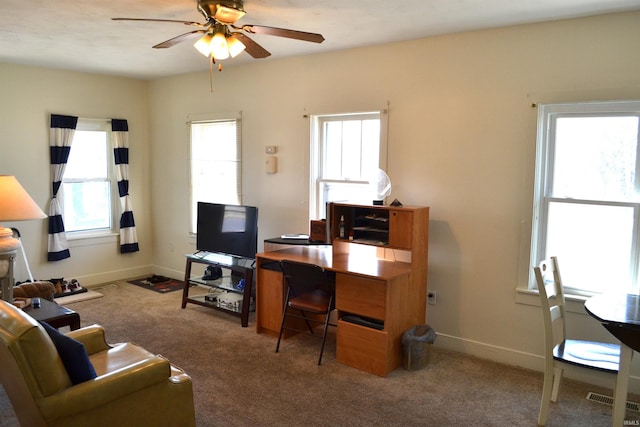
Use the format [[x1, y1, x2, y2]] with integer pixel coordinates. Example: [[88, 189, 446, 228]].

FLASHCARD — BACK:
[[65, 324, 110, 354], [38, 355, 172, 421]]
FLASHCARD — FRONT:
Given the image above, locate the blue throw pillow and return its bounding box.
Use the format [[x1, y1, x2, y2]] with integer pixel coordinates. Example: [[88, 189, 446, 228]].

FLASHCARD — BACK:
[[39, 321, 97, 385]]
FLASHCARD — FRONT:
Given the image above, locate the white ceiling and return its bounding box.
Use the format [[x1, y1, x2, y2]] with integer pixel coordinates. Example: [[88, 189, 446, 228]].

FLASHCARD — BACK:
[[2, 0, 640, 80]]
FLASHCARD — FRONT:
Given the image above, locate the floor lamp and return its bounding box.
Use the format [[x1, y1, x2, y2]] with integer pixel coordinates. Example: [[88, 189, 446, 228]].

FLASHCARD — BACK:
[[0, 175, 47, 302]]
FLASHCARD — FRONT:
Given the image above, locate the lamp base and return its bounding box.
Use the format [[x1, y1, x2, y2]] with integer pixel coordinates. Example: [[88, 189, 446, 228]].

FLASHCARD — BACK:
[[0, 227, 20, 252]]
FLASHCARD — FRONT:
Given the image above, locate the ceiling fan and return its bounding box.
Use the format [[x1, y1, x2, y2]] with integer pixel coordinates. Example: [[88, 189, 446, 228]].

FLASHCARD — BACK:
[[112, 0, 325, 63]]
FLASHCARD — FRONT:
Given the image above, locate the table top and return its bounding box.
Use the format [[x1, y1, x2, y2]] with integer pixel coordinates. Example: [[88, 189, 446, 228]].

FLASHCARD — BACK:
[[256, 246, 414, 280], [584, 293, 640, 329], [264, 237, 326, 245], [24, 298, 77, 320], [186, 252, 254, 270]]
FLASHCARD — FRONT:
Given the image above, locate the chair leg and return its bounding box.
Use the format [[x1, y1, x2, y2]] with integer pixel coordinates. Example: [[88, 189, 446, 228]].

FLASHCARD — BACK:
[[317, 299, 334, 365], [550, 366, 562, 402], [275, 290, 291, 354], [538, 367, 554, 426], [299, 311, 315, 334]]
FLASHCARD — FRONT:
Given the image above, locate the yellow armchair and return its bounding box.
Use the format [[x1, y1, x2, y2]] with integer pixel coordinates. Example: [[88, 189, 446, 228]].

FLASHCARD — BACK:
[[0, 300, 195, 427]]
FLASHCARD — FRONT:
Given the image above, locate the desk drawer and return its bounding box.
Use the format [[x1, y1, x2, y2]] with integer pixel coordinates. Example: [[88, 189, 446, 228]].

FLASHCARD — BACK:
[[336, 274, 386, 320], [337, 319, 390, 377]]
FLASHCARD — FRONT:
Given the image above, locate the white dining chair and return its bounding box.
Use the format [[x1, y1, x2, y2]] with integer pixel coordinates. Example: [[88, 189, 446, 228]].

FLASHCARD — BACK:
[[535, 256, 620, 426]]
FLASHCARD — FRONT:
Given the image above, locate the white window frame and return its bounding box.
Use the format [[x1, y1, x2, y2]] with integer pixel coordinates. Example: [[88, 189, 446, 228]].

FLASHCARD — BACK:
[[61, 118, 118, 239], [188, 112, 242, 234], [309, 110, 388, 220], [530, 100, 640, 296]]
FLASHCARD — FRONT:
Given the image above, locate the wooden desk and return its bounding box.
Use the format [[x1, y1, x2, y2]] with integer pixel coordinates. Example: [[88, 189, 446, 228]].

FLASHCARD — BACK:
[[256, 245, 427, 377], [585, 293, 640, 427]]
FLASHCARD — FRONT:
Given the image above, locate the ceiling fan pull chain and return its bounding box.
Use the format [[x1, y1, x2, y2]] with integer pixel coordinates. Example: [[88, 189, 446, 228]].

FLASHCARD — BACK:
[[209, 56, 214, 93]]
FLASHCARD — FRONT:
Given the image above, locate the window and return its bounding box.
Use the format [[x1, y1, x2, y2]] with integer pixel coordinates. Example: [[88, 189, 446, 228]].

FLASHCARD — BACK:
[[62, 119, 115, 234], [309, 111, 388, 220], [189, 113, 242, 233], [531, 101, 640, 295]]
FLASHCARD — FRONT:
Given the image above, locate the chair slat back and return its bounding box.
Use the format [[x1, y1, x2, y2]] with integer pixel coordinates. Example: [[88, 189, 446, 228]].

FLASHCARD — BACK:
[[280, 260, 334, 298], [534, 256, 567, 350]]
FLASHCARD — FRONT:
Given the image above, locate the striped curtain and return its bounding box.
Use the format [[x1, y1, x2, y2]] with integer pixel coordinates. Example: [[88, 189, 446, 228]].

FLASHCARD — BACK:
[[112, 119, 139, 253], [47, 114, 78, 261]]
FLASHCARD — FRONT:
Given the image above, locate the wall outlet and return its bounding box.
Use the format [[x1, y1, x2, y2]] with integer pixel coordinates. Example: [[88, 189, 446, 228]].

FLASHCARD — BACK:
[[427, 290, 437, 305]]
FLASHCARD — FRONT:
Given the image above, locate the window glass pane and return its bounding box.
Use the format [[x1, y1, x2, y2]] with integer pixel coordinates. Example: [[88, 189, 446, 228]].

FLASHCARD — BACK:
[[62, 182, 111, 231], [553, 116, 639, 201], [361, 119, 380, 178], [190, 120, 241, 232], [192, 160, 239, 204], [63, 128, 111, 233], [321, 117, 381, 181], [341, 121, 363, 179], [192, 122, 238, 161], [546, 201, 634, 293], [312, 112, 384, 219], [65, 131, 108, 179], [324, 121, 342, 179], [321, 182, 372, 206]]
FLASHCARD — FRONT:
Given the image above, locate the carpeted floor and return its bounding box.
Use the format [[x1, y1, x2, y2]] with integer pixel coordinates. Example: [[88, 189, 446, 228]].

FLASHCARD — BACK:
[[1, 280, 639, 426]]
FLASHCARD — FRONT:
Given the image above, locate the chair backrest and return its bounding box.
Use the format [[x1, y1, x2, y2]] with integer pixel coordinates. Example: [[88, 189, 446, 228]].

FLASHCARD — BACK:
[[0, 299, 70, 419], [280, 260, 335, 304], [534, 257, 567, 354]]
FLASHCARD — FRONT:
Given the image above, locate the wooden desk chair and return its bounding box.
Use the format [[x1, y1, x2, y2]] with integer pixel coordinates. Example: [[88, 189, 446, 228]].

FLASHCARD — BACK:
[[276, 260, 336, 365], [534, 256, 620, 426]]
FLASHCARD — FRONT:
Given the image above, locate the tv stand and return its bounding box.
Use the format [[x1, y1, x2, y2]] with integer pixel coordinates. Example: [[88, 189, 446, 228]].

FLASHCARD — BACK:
[[181, 253, 254, 327]]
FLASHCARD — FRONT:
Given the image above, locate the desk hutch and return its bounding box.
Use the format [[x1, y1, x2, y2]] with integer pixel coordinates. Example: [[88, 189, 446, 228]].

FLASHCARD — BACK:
[[255, 202, 429, 376]]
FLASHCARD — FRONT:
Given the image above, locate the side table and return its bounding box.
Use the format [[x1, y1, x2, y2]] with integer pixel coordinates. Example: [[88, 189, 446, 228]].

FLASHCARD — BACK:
[[24, 298, 81, 330], [0, 250, 17, 302]]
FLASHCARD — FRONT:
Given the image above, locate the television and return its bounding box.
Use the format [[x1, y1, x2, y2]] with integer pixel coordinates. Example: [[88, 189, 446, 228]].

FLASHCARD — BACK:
[[196, 202, 259, 260]]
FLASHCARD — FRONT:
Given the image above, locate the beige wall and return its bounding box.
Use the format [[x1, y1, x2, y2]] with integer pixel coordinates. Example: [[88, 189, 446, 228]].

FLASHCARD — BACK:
[[2, 11, 640, 388], [0, 65, 152, 284]]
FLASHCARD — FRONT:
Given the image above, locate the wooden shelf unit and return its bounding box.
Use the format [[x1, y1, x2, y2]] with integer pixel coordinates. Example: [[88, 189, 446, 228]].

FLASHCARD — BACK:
[[330, 203, 430, 268], [181, 253, 254, 327], [329, 203, 429, 376]]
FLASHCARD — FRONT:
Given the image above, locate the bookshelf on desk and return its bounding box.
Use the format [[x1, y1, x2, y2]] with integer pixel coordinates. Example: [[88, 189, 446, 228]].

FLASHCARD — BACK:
[[181, 253, 255, 327]]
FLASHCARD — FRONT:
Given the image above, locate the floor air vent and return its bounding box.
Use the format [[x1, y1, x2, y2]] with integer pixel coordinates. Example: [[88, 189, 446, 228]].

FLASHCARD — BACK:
[[586, 392, 640, 412]]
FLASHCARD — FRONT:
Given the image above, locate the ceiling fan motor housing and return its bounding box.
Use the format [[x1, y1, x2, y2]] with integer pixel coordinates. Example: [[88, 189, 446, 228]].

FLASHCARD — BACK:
[[198, 0, 246, 24]]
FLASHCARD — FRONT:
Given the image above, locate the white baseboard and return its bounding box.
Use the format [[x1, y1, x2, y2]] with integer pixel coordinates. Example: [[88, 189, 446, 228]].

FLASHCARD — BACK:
[[151, 265, 184, 281], [74, 264, 187, 289], [434, 332, 640, 395], [73, 265, 153, 288]]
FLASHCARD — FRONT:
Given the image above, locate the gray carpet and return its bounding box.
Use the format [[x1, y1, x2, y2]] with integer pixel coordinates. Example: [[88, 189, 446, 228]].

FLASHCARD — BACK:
[[1, 280, 639, 426]]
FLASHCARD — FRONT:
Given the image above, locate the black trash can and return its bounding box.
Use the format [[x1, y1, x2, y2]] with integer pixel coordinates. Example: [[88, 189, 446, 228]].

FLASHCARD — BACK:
[[402, 324, 436, 371]]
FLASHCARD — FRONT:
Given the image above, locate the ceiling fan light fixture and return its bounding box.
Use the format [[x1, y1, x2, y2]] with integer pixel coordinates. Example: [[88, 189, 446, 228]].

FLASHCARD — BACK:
[[227, 35, 246, 58], [211, 30, 230, 60], [194, 33, 214, 56]]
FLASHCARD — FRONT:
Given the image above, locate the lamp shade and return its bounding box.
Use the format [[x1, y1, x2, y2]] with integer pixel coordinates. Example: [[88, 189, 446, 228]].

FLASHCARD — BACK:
[[0, 176, 47, 222]]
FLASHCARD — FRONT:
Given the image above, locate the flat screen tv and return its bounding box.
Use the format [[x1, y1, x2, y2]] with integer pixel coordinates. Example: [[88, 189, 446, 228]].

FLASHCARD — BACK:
[[196, 202, 258, 259]]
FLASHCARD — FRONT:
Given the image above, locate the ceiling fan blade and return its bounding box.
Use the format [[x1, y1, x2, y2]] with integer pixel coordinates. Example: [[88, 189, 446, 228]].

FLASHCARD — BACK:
[[112, 18, 206, 27], [231, 33, 271, 59], [237, 25, 324, 44], [153, 30, 207, 49]]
